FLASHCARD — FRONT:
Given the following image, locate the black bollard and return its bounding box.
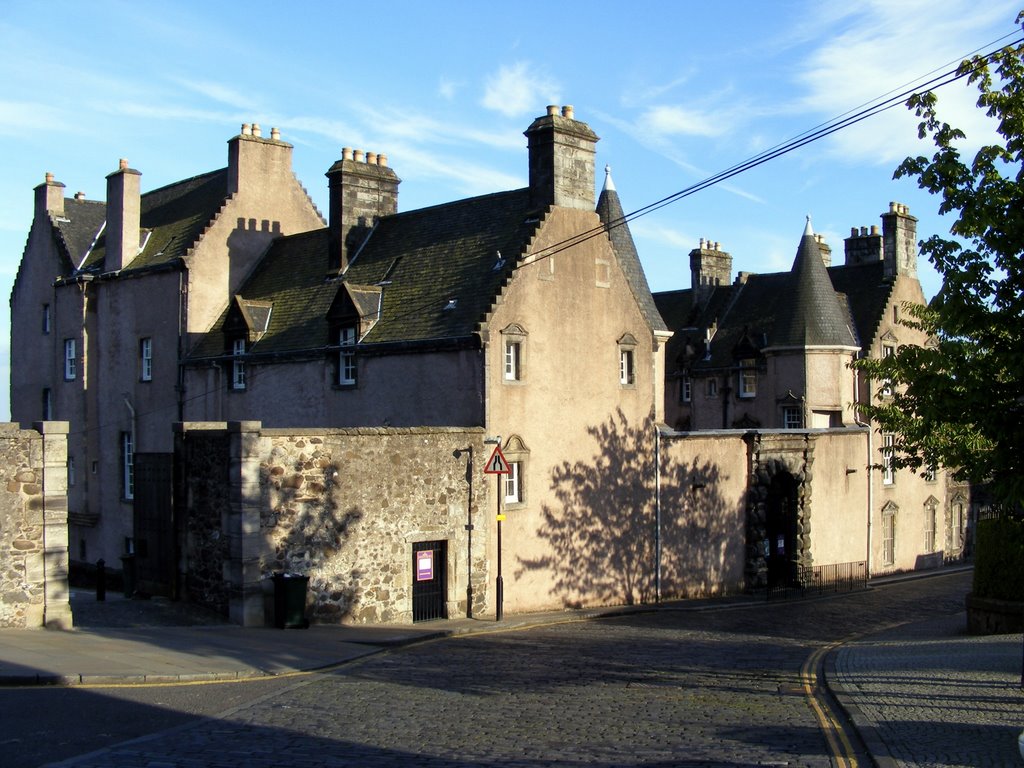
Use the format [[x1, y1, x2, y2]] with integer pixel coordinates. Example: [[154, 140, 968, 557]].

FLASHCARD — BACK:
[[96, 558, 106, 602]]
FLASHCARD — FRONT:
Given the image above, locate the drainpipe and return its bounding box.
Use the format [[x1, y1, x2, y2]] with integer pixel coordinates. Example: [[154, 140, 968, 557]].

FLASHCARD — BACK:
[[853, 360, 874, 576], [654, 423, 662, 602]]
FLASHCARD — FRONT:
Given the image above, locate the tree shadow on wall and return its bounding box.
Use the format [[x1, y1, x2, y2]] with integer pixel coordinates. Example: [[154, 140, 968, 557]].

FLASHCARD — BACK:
[[516, 409, 743, 608], [263, 458, 364, 622]]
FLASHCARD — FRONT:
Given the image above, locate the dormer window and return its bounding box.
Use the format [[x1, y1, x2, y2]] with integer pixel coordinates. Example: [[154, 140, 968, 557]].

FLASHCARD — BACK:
[[338, 325, 357, 386], [231, 338, 246, 390], [738, 358, 757, 398]]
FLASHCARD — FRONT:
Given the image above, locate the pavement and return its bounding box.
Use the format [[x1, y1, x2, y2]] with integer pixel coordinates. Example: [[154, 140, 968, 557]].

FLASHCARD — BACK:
[[0, 579, 1020, 767]]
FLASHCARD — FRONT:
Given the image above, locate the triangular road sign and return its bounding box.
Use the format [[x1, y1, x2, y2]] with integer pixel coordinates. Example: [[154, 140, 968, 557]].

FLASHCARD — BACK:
[[483, 445, 511, 474]]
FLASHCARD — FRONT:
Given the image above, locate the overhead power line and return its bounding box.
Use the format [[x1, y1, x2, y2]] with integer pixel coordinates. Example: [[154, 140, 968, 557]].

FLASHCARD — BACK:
[[516, 33, 1024, 270]]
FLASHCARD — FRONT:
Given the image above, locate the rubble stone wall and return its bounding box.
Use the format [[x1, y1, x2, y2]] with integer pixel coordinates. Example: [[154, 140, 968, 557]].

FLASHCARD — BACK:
[[0, 422, 71, 628]]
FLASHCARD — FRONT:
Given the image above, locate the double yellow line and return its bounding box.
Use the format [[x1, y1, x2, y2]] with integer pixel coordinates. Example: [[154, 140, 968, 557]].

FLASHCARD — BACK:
[[801, 641, 859, 767]]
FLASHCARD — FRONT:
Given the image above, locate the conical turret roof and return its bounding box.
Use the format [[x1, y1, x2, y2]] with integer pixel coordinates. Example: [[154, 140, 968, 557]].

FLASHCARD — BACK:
[[596, 165, 667, 332], [771, 217, 858, 348]]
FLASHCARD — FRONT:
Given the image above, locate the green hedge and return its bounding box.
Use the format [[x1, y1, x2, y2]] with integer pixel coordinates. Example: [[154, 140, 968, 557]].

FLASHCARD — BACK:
[[973, 516, 1024, 602]]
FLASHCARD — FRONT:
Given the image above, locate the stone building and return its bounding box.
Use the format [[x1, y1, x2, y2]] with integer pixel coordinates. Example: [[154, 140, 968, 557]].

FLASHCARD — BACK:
[[179, 105, 671, 618], [654, 204, 959, 579], [9, 125, 325, 578]]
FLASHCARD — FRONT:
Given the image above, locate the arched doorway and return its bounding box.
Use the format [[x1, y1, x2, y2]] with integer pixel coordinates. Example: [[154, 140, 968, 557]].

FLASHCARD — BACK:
[[765, 471, 799, 588]]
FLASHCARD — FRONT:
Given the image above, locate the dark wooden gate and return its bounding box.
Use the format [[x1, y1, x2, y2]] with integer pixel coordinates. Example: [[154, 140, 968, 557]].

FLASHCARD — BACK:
[[133, 453, 176, 597], [412, 540, 448, 622], [765, 471, 799, 589]]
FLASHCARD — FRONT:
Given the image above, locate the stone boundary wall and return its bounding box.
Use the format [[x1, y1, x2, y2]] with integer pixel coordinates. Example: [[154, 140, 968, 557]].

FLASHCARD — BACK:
[[0, 422, 72, 628], [176, 422, 488, 625]]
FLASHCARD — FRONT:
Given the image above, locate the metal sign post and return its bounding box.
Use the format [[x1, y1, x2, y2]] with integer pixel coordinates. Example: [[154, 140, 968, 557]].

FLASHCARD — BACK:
[[483, 443, 510, 622]]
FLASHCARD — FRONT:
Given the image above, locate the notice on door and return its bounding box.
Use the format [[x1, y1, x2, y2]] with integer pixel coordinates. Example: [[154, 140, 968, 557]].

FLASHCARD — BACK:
[[416, 549, 434, 581]]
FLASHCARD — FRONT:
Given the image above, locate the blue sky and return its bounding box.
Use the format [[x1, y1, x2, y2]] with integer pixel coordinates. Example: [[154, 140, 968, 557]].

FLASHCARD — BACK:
[[1, 0, 1020, 420]]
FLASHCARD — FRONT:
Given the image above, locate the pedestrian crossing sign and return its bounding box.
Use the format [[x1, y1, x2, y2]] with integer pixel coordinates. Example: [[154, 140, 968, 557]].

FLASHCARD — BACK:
[[483, 445, 511, 474]]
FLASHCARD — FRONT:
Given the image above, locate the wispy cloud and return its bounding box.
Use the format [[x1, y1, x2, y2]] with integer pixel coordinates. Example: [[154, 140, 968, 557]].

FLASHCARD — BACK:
[[638, 105, 725, 139], [481, 62, 560, 118], [438, 77, 459, 101], [796, 0, 1020, 163], [168, 77, 263, 112]]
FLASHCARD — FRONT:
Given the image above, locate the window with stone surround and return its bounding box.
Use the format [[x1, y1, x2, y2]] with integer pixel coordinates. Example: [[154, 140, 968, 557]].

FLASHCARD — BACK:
[[882, 433, 895, 485], [231, 338, 246, 390], [924, 497, 938, 553], [618, 333, 637, 387], [738, 358, 757, 398], [502, 435, 529, 508], [139, 337, 152, 382], [501, 323, 527, 383], [783, 406, 803, 429], [64, 338, 76, 380], [121, 431, 134, 501], [680, 377, 691, 403], [337, 325, 357, 386], [882, 502, 897, 566]]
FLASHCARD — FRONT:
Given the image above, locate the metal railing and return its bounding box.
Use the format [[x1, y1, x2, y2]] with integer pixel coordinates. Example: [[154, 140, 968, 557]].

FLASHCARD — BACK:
[[766, 560, 868, 600]]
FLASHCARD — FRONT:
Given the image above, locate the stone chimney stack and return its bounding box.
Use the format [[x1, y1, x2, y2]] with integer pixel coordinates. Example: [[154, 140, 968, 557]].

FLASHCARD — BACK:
[[325, 147, 400, 274], [105, 158, 141, 271], [844, 224, 882, 266], [524, 105, 599, 211], [690, 239, 732, 309], [34, 172, 65, 219], [881, 201, 918, 279], [227, 122, 294, 197]]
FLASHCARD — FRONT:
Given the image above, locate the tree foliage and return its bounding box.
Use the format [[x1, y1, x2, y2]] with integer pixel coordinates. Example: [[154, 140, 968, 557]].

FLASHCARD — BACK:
[[854, 19, 1024, 509]]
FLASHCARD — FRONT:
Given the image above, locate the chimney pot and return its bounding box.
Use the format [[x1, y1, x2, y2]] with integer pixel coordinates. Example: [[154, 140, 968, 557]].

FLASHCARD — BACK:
[[850, 227, 858, 237], [252, 123, 262, 137], [870, 225, 879, 235], [714, 241, 721, 251], [377, 153, 388, 167], [75, 191, 85, 201], [561, 105, 574, 119], [270, 127, 280, 140], [45, 172, 54, 184], [546, 105, 559, 116], [699, 238, 706, 249], [354, 149, 364, 163], [342, 147, 353, 161], [860, 226, 867, 236], [366, 151, 378, 165], [889, 201, 897, 212], [119, 158, 129, 170], [241, 123, 251, 136]]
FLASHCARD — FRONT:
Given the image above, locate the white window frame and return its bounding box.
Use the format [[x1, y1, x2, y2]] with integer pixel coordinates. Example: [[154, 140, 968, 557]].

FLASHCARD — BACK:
[[140, 337, 153, 382], [738, 358, 757, 398], [783, 406, 803, 429], [64, 338, 76, 381], [231, 338, 246, 390], [881, 344, 895, 397], [680, 377, 691, 403], [924, 500, 937, 553], [504, 461, 521, 505], [882, 504, 897, 566], [504, 339, 521, 382], [121, 431, 134, 501], [338, 325, 357, 386], [619, 349, 635, 386], [882, 433, 895, 485]]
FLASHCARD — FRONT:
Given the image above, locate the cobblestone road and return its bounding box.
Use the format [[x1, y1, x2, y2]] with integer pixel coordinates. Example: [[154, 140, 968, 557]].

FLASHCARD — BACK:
[[50, 572, 978, 768], [833, 612, 1023, 768]]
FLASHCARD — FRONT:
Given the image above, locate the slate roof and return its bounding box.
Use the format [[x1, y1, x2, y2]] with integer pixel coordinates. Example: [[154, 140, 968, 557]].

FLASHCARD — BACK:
[[771, 220, 858, 348], [596, 169, 668, 333], [655, 223, 893, 373], [81, 169, 229, 273], [52, 198, 107, 270], [189, 188, 544, 359]]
